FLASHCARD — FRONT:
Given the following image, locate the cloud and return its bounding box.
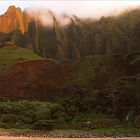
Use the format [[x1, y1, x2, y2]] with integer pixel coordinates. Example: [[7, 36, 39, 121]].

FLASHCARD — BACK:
[[28, 1, 140, 19], [25, 1, 140, 27], [1, 1, 140, 18], [26, 5, 74, 27]]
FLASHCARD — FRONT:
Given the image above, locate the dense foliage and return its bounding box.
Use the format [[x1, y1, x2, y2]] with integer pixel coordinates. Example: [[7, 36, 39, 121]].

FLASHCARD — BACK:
[[0, 8, 140, 131], [0, 90, 139, 130]]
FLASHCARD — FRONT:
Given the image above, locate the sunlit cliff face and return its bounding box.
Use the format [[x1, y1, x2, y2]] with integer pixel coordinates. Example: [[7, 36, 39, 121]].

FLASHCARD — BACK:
[[0, 6, 29, 33], [0, 1, 140, 32]]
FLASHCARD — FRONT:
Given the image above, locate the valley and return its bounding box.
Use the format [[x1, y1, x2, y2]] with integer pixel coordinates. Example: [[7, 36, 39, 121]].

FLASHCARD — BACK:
[[0, 4, 139, 138]]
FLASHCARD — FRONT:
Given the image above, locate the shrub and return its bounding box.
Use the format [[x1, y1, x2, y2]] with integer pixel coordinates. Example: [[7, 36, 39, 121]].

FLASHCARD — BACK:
[[0, 114, 18, 123], [134, 116, 140, 128], [0, 97, 9, 102], [33, 120, 54, 130], [94, 118, 121, 128], [0, 123, 9, 129]]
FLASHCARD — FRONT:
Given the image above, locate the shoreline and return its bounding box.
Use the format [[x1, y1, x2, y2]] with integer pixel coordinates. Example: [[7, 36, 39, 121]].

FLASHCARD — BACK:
[[0, 136, 140, 140], [0, 129, 140, 138]]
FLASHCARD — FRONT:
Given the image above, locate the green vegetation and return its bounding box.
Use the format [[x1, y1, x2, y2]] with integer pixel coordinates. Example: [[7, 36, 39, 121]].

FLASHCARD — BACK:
[[1, 8, 140, 61], [71, 55, 108, 85], [35, 9, 140, 60], [0, 94, 139, 132], [12, 28, 31, 49], [0, 127, 139, 137], [0, 45, 44, 74], [0, 7, 140, 136]]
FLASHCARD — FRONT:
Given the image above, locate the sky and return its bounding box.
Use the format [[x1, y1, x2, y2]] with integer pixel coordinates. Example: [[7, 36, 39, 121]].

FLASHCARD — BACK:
[[0, 1, 140, 19]]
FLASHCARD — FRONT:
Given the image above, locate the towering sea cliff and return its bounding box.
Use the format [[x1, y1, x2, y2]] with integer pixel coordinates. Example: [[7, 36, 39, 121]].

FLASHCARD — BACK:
[[0, 6, 29, 33]]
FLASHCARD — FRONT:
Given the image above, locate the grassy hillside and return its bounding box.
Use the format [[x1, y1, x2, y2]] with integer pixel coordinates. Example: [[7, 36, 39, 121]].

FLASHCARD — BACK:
[[0, 45, 44, 74], [70, 55, 108, 86], [0, 48, 139, 131]]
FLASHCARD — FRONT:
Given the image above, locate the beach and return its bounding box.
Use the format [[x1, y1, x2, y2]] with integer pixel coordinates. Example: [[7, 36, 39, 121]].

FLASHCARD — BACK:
[[0, 137, 139, 140]]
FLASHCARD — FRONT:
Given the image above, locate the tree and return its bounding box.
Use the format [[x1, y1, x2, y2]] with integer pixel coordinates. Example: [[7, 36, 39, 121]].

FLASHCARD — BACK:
[[11, 27, 30, 48]]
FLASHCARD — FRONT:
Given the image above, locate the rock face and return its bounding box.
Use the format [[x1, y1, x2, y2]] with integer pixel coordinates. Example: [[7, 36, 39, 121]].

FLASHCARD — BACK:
[[0, 6, 29, 33]]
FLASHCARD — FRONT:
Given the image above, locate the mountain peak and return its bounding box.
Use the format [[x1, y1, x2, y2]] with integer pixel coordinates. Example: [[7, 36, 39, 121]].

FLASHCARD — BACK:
[[0, 5, 29, 33], [7, 5, 16, 11]]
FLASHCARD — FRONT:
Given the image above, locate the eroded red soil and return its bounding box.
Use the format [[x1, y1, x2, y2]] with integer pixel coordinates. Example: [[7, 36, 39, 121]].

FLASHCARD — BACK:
[[0, 60, 69, 100]]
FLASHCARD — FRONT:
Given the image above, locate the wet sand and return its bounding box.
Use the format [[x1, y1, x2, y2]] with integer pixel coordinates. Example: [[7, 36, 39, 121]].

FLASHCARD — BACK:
[[0, 137, 139, 140]]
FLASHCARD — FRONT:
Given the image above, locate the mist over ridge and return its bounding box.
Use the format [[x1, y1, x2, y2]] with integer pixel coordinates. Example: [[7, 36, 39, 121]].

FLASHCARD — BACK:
[[24, 4, 140, 28]]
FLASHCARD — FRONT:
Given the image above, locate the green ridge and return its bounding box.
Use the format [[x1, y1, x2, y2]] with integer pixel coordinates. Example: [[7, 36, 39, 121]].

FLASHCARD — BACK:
[[0, 45, 44, 74]]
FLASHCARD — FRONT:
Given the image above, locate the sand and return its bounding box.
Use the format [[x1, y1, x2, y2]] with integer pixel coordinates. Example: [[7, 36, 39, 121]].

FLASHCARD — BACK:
[[0, 137, 139, 140]]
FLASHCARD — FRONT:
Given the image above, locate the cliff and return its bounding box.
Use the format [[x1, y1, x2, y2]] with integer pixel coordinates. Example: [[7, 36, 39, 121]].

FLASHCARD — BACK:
[[0, 6, 30, 33]]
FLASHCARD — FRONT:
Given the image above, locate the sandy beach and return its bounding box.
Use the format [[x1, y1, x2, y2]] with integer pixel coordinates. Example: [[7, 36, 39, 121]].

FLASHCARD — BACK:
[[0, 137, 139, 140]]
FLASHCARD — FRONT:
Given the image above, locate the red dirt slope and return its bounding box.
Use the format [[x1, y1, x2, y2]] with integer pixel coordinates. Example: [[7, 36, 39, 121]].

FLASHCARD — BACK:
[[0, 60, 69, 100]]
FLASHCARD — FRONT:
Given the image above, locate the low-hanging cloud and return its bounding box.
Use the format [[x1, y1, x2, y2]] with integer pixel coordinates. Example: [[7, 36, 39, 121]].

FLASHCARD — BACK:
[[26, 6, 74, 27], [25, 1, 140, 27]]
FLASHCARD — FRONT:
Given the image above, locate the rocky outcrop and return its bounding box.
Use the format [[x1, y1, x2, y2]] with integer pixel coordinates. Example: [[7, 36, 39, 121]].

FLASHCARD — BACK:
[[0, 6, 83, 60], [0, 6, 29, 33], [28, 18, 39, 53]]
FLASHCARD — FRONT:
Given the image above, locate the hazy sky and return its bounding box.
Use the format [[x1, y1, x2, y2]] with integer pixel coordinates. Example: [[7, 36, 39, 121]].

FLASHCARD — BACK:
[[0, 1, 140, 18]]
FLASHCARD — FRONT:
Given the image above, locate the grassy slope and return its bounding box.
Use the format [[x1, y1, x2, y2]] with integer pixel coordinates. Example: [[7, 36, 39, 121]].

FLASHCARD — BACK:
[[69, 55, 108, 86], [0, 45, 44, 74]]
